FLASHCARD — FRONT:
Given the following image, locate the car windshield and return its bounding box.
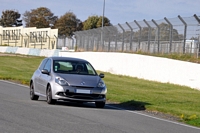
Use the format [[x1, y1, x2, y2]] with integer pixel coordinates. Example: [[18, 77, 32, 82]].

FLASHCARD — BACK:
[[53, 60, 97, 75]]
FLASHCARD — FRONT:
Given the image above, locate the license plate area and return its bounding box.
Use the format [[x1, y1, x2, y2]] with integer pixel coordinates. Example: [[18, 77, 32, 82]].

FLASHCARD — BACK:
[[76, 89, 91, 94]]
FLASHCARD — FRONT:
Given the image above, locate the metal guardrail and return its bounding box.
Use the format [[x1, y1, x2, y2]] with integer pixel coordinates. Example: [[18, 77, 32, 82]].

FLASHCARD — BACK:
[[74, 14, 200, 55]]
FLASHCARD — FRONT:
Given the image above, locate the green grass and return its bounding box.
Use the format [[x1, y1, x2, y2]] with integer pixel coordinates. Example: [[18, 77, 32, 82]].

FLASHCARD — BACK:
[[135, 51, 200, 63], [0, 54, 200, 127], [0, 55, 44, 84], [103, 72, 200, 126]]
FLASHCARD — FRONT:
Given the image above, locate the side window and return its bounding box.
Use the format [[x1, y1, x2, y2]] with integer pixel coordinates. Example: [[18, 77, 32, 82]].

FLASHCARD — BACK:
[[39, 58, 48, 71], [86, 63, 96, 75], [43, 59, 51, 72]]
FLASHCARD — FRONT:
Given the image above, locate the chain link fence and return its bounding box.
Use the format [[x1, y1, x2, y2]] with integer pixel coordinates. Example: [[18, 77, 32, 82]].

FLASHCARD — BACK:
[[57, 35, 76, 50], [74, 14, 200, 55]]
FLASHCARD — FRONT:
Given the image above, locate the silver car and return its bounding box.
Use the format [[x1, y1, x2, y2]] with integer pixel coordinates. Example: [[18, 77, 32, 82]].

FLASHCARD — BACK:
[[30, 57, 107, 108]]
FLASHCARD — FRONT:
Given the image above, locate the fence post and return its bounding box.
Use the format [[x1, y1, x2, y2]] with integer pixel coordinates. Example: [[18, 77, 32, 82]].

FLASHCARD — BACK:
[[126, 22, 133, 52], [20, 33, 23, 47], [164, 17, 173, 53], [39, 33, 43, 49], [54, 35, 58, 49], [88, 30, 94, 51], [0, 34, 2, 45], [46, 34, 50, 49], [81, 31, 86, 50], [86, 32, 90, 51], [152, 19, 160, 53], [114, 32, 118, 52], [178, 15, 187, 54], [98, 28, 104, 51], [144, 19, 152, 52], [93, 29, 99, 51], [134, 20, 141, 51], [194, 14, 200, 24], [6, 32, 9, 46], [13, 32, 17, 47], [105, 27, 112, 52], [73, 32, 79, 50], [194, 14, 200, 57], [118, 24, 125, 52], [89, 30, 95, 51], [25, 33, 29, 48]]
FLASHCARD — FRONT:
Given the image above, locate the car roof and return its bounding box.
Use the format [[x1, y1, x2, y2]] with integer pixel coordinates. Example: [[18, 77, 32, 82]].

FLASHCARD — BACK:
[[48, 56, 88, 62]]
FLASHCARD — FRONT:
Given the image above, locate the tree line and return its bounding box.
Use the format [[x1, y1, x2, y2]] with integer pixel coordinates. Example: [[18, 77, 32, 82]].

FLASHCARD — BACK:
[[0, 7, 112, 38]]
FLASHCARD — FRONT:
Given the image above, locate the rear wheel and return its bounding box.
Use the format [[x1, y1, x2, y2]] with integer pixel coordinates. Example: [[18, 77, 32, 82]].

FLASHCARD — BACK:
[[46, 85, 56, 104], [30, 83, 39, 100], [95, 101, 105, 108]]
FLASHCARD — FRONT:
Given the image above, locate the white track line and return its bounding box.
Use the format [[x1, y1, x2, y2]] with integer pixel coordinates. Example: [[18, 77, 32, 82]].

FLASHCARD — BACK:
[[105, 105, 200, 130], [0, 80, 29, 88]]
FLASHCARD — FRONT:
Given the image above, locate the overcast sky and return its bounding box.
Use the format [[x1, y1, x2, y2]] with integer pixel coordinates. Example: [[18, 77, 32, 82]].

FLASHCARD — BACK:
[[0, 0, 200, 25]]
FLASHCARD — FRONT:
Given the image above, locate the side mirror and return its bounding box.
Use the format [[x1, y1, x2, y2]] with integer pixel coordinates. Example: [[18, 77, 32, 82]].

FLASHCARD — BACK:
[[41, 69, 49, 75], [99, 73, 104, 78]]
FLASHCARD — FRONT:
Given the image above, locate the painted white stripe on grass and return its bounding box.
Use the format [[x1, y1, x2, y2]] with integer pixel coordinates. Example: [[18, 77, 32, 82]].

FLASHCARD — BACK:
[[105, 105, 200, 130]]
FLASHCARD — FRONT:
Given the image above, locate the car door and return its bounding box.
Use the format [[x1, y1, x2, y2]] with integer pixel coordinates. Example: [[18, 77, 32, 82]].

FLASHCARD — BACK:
[[38, 59, 52, 96], [34, 58, 48, 94]]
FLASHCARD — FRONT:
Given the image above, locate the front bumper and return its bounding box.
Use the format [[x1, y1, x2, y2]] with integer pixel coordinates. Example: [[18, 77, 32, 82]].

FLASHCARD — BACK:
[[55, 92, 106, 102], [51, 83, 106, 102]]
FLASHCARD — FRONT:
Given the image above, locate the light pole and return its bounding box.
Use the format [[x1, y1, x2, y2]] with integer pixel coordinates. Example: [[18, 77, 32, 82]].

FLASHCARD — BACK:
[[102, 0, 105, 28], [101, 0, 105, 47]]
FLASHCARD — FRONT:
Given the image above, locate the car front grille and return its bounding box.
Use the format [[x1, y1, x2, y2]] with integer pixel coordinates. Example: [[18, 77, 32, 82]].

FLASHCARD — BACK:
[[72, 86, 94, 89], [58, 92, 105, 100]]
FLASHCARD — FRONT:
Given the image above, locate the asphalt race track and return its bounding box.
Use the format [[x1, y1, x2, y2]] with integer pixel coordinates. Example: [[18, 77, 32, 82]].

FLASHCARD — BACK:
[[0, 80, 200, 133]]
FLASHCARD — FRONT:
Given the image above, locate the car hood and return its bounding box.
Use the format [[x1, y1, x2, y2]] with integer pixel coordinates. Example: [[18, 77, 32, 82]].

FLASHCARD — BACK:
[[57, 73, 100, 87]]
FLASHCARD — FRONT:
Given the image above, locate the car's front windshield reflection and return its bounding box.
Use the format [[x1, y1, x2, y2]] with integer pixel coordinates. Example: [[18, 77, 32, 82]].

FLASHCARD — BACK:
[[53, 60, 97, 75]]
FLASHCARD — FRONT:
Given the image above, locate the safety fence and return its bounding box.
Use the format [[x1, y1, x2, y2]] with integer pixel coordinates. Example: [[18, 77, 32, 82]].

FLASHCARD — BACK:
[[74, 14, 200, 56]]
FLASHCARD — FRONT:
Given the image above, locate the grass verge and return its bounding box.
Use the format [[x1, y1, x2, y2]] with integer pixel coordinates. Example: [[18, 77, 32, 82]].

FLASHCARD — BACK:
[[0, 54, 200, 127]]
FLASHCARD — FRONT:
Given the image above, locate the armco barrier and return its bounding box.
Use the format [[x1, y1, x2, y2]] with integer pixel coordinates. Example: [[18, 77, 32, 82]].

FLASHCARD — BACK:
[[59, 52, 200, 90]]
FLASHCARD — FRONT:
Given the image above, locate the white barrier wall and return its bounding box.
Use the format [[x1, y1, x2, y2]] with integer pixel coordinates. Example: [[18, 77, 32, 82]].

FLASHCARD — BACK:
[[59, 52, 200, 90], [1, 47, 200, 90], [0, 46, 60, 57]]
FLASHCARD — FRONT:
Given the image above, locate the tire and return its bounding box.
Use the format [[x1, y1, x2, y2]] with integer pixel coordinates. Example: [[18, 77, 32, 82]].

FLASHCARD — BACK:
[[30, 83, 39, 100], [46, 85, 56, 104], [95, 101, 105, 108]]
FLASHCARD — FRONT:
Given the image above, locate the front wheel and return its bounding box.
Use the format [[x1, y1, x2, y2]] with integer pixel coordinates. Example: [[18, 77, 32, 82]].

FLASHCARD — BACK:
[[46, 85, 56, 104], [95, 101, 105, 108], [30, 83, 39, 100]]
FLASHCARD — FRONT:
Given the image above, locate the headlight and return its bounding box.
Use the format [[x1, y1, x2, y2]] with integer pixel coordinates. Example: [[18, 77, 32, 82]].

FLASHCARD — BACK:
[[97, 81, 105, 88], [55, 77, 69, 86], [101, 87, 107, 94]]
